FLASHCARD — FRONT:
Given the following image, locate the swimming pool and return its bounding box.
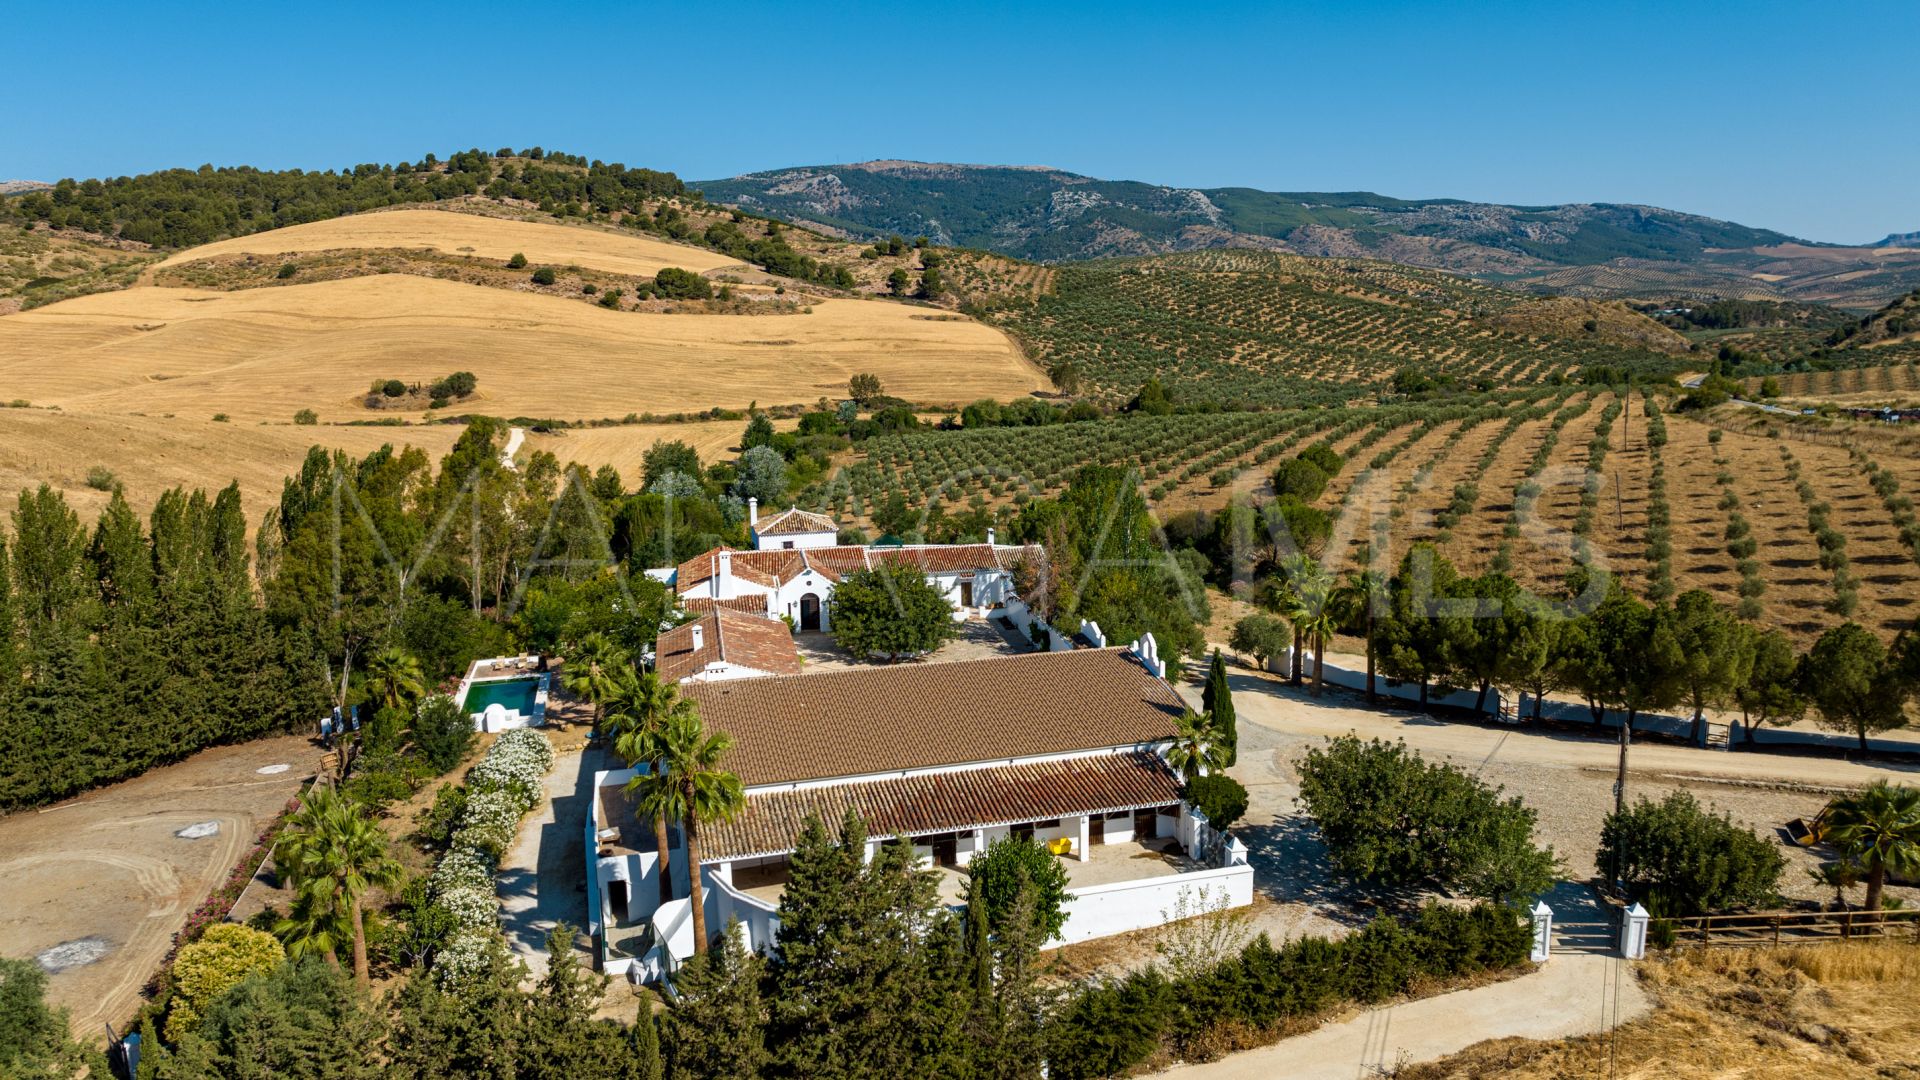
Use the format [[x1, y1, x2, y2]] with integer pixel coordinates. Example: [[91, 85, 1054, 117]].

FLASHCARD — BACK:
[[463, 676, 540, 716]]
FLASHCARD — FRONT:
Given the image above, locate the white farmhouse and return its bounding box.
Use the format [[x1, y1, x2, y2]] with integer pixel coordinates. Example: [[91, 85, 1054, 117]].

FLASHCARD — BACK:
[[586, 647, 1254, 981], [653, 607, 804, 684], [649, 523, 1040, 632], [747, 499, 838, 550]]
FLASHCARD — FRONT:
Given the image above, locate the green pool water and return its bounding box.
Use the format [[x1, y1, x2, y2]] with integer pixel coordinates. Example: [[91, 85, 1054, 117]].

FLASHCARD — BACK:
[[464, 677, 539, 715]]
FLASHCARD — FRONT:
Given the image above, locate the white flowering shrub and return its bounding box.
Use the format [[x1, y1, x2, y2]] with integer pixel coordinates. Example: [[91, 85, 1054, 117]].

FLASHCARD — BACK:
[[466, 728, 554, 806], [433, 928, 500, 989], [452, 788, 524, 858], [421, 726, 558, 975]]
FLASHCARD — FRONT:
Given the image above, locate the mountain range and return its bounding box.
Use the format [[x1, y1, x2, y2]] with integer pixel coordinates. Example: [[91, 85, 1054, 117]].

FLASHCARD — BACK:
[[698, 162, 1920, 309]]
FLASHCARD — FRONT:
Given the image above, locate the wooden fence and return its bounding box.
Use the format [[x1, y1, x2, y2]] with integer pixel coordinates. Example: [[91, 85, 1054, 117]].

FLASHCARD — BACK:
[[1661, 907, 1920, 948]]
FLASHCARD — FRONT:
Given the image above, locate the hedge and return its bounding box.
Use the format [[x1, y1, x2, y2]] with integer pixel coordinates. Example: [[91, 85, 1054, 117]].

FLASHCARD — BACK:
[[1046, 901, 1529, 1075]]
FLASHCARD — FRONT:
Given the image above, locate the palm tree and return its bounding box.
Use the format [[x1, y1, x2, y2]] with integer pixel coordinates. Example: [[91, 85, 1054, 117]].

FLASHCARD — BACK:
[[1337, 567, 1388, 702], [271, 786, 403, 986], [559, 631, 628, 732], [1165, 709, 1226, 781], [1278, 556, 1340, 698], [1826, 782, 1920, 915], [1808, 860, 1863, 910], [608, 668, 698, 904], [652, 709, 745, 955], [362, 645, 426, 714]]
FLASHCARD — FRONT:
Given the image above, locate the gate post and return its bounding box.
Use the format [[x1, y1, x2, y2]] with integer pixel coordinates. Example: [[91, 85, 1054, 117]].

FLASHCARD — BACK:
[[1621, 903, 1650, 959], [1530, 901, 1554, 962]]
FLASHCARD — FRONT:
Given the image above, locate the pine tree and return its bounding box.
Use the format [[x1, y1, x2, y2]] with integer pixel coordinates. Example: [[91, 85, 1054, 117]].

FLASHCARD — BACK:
[[162, 958, 386, 1080], [660, 923, 769, 1080], [384, 937, 530, 1079], [767, 811, 943, 1078]]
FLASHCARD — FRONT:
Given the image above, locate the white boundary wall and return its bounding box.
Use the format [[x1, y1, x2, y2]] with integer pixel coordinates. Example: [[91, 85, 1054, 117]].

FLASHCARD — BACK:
[[1053, 863, 1256, 947]]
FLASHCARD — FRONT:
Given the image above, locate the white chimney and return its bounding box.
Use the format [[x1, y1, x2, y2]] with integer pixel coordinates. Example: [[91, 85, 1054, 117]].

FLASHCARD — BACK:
[[690, 623, 705, 651], [749, 497, 759, 527], [715, 550, 732, 597], [986, 526, 996, 546]]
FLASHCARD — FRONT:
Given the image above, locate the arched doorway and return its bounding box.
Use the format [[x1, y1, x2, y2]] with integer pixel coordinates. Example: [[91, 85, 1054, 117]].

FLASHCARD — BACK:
[[799, 593, 822, 632]]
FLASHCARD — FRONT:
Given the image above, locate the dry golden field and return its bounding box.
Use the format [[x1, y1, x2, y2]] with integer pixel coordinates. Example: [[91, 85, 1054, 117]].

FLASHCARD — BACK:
[[154, 207, 743, 278], [0, 408, 800, 527], [1403, 942, 1920, 1079], [0, 408, 467, 525], [0, 274, 1043, 422]]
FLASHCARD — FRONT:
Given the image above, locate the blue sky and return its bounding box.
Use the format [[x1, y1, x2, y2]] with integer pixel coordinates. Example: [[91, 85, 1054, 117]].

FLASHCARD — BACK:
[[2, 1, 1910, 243]]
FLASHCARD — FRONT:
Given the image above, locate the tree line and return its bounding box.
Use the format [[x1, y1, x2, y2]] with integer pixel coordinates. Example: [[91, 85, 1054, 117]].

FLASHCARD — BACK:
[[1237, 543, 1920, 752]]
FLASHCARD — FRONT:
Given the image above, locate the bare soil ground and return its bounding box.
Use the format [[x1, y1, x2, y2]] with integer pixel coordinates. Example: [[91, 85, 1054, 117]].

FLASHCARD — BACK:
[[0, 734, 319, 1041], [1401, 941, 1920, 1079]]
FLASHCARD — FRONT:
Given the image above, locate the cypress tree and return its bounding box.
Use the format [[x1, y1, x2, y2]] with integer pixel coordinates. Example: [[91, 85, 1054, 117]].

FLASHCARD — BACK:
[[1203, 649, 1237, 767], [0, 533, 17, 694], [628, 1006, 663, 1080], [10, 485, 95, 642], [90, 490, 156, 620]]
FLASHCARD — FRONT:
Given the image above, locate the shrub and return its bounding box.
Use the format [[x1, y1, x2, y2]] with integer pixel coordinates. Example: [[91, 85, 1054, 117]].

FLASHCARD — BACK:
[[166, 924, 284, 1041], [1184, 774, 1249, 831], [1046, 970, 1172, 1080], [507, 252, 527, 269], [654, 266, 712, 299], [84, 466, 117, 491], [428, 371, 477, 399], [413, 693, 474, 773], [381, 379, 407, 398], [965, 835, 1072, 940], [530, 266, 556, 286], [1297, 442, 1343, 476], [419, 783, 468, 849], [1296, 736, 1559, 904], [293, 408, 318, 425], [1597, 791, 1784, 915], [211, 413, 229, 422], [1270, 457, 1329, 502], [276, 262, 297, 279]]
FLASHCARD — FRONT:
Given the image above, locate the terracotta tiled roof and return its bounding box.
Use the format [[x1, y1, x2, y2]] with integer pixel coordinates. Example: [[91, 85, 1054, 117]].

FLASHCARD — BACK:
[[680, 595, 772, 615], [673, 543, 1036, 594], [797, 546, 871, 583], [756, 506, 838, 536], [656, 609, 804, 683], [674, 547, 807, 594], [699, 750, 1182, 861], [683, 648, 1184, 787]]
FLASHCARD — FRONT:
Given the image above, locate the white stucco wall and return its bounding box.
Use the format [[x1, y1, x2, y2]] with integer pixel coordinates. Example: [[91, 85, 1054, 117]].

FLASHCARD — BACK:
[[1053, 863, 1256, 947]]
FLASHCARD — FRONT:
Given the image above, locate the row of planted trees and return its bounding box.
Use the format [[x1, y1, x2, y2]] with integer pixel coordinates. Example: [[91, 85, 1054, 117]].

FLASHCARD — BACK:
[[1237, 542, 1920, 751]]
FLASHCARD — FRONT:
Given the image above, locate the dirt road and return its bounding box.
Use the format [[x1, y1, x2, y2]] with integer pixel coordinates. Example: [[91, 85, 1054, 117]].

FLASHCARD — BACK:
[[1165, 952, 1650, 1079]]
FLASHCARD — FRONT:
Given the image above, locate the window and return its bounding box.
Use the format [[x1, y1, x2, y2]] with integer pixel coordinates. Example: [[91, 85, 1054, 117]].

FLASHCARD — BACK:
[[1011, 823, 1035, 842], [783, 540, 794, 549]]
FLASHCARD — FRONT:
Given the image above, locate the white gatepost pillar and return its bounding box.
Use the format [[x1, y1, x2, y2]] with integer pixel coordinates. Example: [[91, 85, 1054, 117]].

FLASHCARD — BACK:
[[1621, 903, 1650, 959], [1076, 815, 1090, 861], [1529, 901, 1553, 962]]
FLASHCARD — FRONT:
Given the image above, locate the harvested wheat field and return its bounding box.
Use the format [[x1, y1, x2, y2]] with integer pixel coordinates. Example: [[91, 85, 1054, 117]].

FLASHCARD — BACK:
[[1402, 942, 1920, 1079], [0, 408, 466, 524], [0, 409, 808, 528], [0, 274, 1044, 422], [155, 207, 742, 278], [519, 416, 795, 480]]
